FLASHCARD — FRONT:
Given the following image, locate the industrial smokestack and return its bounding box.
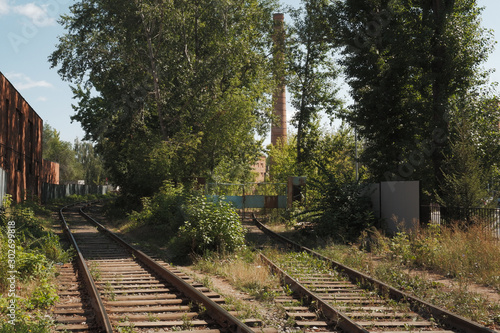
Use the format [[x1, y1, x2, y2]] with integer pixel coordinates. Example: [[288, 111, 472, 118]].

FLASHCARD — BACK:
[[271, 13, 287, 146]]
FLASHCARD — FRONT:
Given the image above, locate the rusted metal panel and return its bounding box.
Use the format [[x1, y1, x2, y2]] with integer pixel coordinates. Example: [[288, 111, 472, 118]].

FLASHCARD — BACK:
[[0, 72, 45, 203]]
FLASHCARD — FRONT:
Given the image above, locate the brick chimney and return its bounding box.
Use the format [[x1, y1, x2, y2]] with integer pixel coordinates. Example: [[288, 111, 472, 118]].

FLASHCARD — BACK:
[[271, 13, 287, 146]]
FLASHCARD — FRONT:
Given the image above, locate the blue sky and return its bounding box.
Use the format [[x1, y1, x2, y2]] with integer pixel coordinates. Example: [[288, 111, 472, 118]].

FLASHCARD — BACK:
[[1, 0, 499, 143]]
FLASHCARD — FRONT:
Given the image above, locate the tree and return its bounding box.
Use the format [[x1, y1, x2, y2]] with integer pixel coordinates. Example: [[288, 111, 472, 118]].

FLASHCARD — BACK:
[[438, 89, 500, 210], [437, 112, 487, 211], [73, 139, 107, 185], [42, 124, 82, 183], [268, 126, 358, 184], [287, 0, 342, 173], [332, 0, 494, 200], [50, 0, 278, 199]]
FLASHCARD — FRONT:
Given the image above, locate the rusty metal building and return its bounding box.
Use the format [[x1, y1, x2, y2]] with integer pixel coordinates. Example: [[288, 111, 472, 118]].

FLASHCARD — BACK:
[[0, 71, 59, 204]]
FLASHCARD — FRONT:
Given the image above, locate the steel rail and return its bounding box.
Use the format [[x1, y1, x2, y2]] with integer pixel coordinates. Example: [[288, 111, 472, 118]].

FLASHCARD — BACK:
[[79, 202, 257, 333], [252, 213, 497, 333], [59, 204, 113, 333], [259, 252, 369, 333]]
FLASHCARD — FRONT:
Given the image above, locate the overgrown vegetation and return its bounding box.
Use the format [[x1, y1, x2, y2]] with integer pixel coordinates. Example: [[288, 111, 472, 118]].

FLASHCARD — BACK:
[[267, 128, 376, 242], [122, 182, 246, 258], [0, 195, 73, 331], [43, 123, 108, 185], [313, 222, 500, 327], [304, 167, 377, 242], [179, 195, 246, 254], [194, 250, 279, 301], [386, 223, 500, 291]]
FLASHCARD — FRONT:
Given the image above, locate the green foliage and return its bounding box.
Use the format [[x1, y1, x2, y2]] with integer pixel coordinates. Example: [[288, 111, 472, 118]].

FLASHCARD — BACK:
[[26, 279, 59, 310], [0, 198, 69, 332], [50, 0, 279, 199], [268, 127, 357, 183], [42, 124, 82, 183], [127, 181, 186, 233], [332, 0, 496, 198], [73, 139, 108, 185], [437, 110, 488, 210], [286, 0, 342, 171], [305, 164, 377, 242], [267, 136, 299, 183], [179, 195, 246, 254], [0, 316, 53, 332]]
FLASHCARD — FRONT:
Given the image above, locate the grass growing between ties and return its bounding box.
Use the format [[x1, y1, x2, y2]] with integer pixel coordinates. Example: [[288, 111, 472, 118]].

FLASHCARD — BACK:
[[312, 223, 500, 328], [0, 195, 74, 332], [193, 249, 280, 302]]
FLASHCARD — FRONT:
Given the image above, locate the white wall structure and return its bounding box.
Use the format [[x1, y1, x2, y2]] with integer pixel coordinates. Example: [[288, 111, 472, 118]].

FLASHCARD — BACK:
[[380, 181, 420, 233]]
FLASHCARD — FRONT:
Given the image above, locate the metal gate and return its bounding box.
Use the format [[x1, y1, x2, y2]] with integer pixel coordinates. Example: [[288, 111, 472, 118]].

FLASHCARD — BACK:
[[205, 182, 287, 209]]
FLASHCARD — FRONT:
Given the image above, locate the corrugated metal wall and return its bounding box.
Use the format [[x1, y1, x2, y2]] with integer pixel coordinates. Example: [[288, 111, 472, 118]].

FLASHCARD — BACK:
[[0, 167, 7, 207]]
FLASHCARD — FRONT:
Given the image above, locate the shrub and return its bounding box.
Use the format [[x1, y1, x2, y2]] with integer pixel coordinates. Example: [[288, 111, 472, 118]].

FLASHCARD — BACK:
[[178, 195, 246, 254], [127, 181, 185, 233], [304, 164, 377, 242]]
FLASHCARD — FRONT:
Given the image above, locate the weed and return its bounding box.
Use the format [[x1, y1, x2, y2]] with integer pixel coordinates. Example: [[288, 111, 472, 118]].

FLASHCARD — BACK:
[[181, 314, 193, 330], [146, 313, 159, 322], [103, 281, 116, 301], [27, 279, 59, 310], [116, 324, 136, 333], [89, 262, 101, 281]]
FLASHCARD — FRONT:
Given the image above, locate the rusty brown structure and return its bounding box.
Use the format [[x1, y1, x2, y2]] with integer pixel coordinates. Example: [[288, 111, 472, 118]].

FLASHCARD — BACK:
[[271, 13, 287, 146], [0, 71, 59, 203]]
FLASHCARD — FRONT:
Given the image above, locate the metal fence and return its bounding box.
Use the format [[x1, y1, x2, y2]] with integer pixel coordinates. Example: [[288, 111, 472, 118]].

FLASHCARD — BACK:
[[421, 204, 500, 239], [205, 182, 287, 209], [42, 183, 114, 203]]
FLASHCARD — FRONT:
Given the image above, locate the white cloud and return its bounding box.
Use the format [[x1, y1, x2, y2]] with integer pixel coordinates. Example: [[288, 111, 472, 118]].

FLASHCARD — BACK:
[[37, 96, 48, 102], [12, 3, 56, 27], [6, 72, 53, 90], [0, 0, 10, 15]]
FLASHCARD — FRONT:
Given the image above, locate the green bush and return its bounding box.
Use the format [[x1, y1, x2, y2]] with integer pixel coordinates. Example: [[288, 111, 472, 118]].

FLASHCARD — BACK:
[[128, 181, 185, 233], [0, 196, 67, 332], [305, 165, 377, 242], [27, 279, 59, 310], [178, 195, 246, 254]]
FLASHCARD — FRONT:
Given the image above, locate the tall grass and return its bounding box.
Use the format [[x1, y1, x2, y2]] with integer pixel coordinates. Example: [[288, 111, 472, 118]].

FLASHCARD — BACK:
[[388, 223, 500, 290]]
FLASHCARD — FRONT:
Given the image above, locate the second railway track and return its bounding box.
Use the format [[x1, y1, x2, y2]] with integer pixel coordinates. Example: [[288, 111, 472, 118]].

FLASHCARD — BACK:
[[250, 213, 498, 333], [54, 202, 273, 333]]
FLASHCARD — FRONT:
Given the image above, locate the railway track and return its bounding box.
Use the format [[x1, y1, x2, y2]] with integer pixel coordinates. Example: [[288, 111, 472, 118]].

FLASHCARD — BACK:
[[251, 214, 497, 333], [53, 202, 272, 333]]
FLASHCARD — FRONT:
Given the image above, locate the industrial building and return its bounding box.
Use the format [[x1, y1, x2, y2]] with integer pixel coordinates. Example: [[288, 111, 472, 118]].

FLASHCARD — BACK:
[[0, 71, 59, 204]]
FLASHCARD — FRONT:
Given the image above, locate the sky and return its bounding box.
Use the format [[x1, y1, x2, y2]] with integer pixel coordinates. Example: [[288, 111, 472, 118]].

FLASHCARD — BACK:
[[1, 0, 500, 144]]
